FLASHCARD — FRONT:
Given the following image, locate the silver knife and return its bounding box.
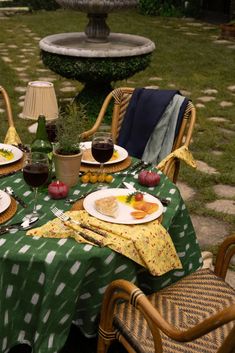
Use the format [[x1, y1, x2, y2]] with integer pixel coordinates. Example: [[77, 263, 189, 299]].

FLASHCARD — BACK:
[[122, 182, 170, 206], [0, 216, 39, 235]]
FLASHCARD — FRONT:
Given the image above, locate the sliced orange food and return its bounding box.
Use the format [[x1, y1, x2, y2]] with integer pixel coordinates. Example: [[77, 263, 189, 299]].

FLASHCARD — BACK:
[[131, 210, 147, 219], [133, 200, 159, 214], [132, 200, 146, 210]]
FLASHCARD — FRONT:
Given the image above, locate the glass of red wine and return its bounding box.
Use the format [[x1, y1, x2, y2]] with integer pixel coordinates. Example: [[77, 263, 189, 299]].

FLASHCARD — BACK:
[[91, 132, 114, 187], [23, 152, 49, 218]]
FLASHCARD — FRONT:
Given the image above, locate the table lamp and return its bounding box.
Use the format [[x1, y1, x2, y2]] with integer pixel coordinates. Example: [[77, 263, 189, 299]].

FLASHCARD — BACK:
[[22, 81, 58, 122]]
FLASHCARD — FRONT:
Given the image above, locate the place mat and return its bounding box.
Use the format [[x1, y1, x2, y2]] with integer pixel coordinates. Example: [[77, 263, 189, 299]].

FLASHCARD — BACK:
[[0, 157, 24, 176], [80, 156, 132, 174], [71, 199, 84, 211], [0, 197, 17, 224]]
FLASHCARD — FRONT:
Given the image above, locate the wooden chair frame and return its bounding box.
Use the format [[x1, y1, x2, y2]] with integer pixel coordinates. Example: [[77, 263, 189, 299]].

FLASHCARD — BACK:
[[0, 85, 15, 128], [82, 87, 196, 183], [97, 234, 235, 353]]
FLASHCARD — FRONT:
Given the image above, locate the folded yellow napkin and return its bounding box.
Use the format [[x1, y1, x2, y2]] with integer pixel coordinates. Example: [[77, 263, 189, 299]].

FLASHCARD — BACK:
[[27, 210, 182, 276], [157, 145, 197, 171], [4, 126, 22, 145]]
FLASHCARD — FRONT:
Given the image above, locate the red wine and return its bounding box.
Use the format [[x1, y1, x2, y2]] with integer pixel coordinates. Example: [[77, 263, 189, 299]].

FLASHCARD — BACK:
[[23, 163, 49, 188], [92, 142, 114, 163]]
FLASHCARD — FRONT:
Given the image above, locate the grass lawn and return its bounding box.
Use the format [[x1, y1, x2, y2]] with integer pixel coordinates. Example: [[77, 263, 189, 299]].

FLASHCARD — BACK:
[[0, 8, 235, 353]]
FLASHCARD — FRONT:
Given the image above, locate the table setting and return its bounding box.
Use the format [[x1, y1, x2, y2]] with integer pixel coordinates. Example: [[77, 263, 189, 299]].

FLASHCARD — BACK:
[[0, 133, 202, 353]]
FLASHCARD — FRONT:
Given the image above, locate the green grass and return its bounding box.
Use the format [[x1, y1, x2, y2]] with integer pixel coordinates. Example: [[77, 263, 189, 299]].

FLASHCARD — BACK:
[[0, 9, 235, 234]]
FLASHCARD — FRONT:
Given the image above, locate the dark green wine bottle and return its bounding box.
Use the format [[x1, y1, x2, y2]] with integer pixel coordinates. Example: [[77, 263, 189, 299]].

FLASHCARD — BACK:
[[31, 115, 53, 155]]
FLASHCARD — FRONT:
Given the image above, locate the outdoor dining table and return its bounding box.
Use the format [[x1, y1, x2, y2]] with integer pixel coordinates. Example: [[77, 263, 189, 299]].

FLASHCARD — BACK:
[[0, 160, 202, 353]]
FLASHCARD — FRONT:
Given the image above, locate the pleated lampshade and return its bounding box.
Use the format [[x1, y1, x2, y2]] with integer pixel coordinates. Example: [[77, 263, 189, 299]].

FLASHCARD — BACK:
[[22, 81, 58, 121]]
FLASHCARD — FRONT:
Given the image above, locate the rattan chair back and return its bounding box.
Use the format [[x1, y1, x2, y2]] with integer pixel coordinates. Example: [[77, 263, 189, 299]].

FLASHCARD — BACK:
[[82, 87, 196, 183], [97, 234, 235, 353]]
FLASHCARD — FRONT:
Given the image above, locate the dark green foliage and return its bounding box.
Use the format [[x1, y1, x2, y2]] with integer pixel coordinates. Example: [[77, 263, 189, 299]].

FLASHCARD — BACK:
[[183, 0, 202, 17], [138, 0, 183, 17], [138, 0, 201, 17], [41, 51, 152, 83], [138, 0, 160, 16], [41, 50, 152, 119], [75, 83, 114, 124], [10, 0, 59, 11], [56, 102, 88, 155]]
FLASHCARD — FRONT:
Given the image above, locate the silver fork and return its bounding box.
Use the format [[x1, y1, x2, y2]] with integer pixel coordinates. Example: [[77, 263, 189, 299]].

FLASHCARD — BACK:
[[51, 207, 107, 245]]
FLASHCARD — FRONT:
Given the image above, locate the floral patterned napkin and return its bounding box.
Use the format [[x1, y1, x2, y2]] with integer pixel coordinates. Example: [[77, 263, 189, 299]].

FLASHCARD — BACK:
[[4, 126, 22, 145], [157, 145, 197, 171], [27, 210, 182, 276]]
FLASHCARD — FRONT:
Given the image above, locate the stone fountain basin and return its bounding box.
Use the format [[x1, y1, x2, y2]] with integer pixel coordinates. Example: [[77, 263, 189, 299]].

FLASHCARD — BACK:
[[55, 0, 137, 13], [39, 32, 155, 58]]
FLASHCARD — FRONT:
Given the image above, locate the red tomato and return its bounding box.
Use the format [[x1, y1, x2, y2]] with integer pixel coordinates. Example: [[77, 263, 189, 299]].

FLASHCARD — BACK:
[[134, 192, 144, 201]]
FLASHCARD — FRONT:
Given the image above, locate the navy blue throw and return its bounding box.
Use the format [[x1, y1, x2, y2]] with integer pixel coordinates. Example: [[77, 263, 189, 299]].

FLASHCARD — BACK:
[[117, 88, 180, 159]]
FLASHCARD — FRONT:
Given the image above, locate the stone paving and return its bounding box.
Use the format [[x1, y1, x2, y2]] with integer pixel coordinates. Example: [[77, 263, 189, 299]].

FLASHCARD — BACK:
[[0, 15, 234, 286]]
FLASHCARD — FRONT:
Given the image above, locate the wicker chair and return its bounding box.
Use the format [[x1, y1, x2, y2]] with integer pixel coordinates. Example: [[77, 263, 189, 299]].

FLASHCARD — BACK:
[[82, 87, 196, 183], [0, 85, 21, 144], [97, 234, 235, 353], [0, 85, 16, 128]]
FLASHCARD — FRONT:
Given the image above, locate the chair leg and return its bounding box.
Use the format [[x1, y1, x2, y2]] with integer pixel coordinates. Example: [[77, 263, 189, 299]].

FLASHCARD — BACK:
[[97, 334, 114, 353]]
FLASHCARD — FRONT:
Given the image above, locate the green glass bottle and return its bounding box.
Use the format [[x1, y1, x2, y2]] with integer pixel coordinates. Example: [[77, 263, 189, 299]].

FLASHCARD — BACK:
[[31, 115, 53, 185], [31, 115, 53, 155]]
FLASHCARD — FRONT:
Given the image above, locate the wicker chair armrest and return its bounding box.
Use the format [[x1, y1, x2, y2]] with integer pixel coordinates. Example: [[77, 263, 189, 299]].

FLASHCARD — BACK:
[[99, 278, 235, 350], [81, 91, 114, 140], [214, 234, 235, 279], [160, 156, 180, 183], [0, 85, 14, 127]]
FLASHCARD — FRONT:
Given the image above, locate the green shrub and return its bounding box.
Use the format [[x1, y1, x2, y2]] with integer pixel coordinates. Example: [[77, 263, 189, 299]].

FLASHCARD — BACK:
[[138, 0, 160, 15], [14, 0, 59, 11], [138, 0, 201, 17], [138, 0, 183, 17], [183, 0, 202, 17]]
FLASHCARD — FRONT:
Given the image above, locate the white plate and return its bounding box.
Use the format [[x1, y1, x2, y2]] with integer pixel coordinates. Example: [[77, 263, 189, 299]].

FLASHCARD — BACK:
[[83, 188, 163, 225], [0, 143, 23, 166], [0, 190, 11, 213], [80, 142, 128, 165]]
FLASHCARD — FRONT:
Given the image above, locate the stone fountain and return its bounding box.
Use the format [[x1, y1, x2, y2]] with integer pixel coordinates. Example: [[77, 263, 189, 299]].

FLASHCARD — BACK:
[[39, 0, 155, 116]]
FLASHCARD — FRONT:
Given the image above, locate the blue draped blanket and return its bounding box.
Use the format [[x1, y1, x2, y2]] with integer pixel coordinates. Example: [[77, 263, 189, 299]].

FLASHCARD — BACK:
[[117, 88, 188, 159]]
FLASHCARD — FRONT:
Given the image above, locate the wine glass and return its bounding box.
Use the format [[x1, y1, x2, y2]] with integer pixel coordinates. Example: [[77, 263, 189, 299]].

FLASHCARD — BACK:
[[23, 152, 49, 218], [91, 132, 114, 187]]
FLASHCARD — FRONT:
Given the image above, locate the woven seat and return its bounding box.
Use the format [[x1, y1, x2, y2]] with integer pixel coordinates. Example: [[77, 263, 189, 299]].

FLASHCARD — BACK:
[[82, 87, 196, 183], [97, 234, 235, 353]]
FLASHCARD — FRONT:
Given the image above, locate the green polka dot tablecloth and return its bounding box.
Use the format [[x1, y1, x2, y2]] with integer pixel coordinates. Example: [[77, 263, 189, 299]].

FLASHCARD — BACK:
[[0, 165, 202, 353]]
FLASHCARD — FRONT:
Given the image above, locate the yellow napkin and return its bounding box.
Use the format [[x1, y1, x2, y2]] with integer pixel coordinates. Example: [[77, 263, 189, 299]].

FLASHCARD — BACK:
[[4, 126, 22, 145], [27, 210, 182, 276], [157, 145, 197, 171]]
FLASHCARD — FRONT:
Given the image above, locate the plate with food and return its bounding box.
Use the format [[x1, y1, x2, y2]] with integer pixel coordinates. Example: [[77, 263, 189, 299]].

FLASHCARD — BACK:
[[0, 190, 11, 214], [0, 143, 23, 166], [83, 188, 163, 224], [80, 142, 128, 165]]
